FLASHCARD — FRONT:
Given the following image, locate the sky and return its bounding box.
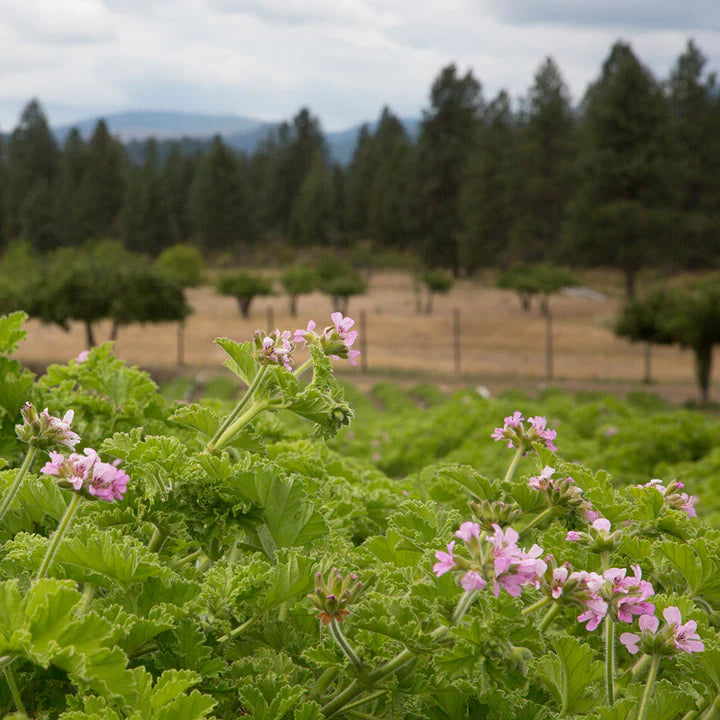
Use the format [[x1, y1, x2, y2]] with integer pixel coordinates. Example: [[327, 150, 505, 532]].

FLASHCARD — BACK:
[[1, 0, 719, 132]]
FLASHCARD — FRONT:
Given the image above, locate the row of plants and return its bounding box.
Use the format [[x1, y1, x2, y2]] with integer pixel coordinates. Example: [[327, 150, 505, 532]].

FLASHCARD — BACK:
[[0, 310, 718, 719]]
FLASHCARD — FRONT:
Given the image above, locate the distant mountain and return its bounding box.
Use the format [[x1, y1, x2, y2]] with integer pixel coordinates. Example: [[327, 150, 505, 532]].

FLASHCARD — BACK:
[[50, 110, 421, 165]]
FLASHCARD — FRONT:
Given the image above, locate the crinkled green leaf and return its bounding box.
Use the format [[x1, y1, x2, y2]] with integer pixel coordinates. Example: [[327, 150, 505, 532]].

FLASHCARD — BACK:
[[0, 311, 28, 355], [215, 337, 258, 385]]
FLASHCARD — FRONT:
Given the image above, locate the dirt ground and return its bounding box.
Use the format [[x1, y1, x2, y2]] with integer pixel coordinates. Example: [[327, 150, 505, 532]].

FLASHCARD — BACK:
[[13, 270, 714, 404]]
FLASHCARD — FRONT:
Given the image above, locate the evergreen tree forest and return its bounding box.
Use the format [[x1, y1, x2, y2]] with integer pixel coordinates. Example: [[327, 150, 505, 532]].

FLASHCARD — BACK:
[[1, 40, 719, 296]]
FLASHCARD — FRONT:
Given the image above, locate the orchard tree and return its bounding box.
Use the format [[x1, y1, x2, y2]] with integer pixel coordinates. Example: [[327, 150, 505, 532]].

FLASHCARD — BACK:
[[217, 271, 273, 318], [421, 269, 453, 314], [567, 42, 667, 299], [156, 244, 205, 288], [317, 259, 367, 314], [417, 65, 484, 274], [281, 265, 317, 317]]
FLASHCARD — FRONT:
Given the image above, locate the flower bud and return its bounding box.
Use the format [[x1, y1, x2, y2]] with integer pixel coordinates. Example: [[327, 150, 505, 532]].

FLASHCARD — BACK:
[[308, 569, 365, 625], [253, 330, 294, 370], [469, 499, 522, 532], [15, 403, 81, 450]]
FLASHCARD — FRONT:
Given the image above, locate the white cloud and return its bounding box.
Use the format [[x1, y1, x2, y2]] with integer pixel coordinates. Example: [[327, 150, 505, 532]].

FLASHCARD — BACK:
[[0, 0, 718, 132]]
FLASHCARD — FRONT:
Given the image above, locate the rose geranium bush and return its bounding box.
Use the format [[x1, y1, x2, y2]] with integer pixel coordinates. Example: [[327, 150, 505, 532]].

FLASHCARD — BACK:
[[0, 309, 720, 719]]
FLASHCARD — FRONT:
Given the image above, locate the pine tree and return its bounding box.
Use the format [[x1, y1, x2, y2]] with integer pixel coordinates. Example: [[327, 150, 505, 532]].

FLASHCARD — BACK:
[[163, 144, 196, 243], [567, 42, 668, 299], [189, 136, 254, 252], [3, 99, 58, 245], [78, 120, 126, 239], [288, 152, 334, 246], [54, 128, 88, 246], [417, 65, 484, 274]]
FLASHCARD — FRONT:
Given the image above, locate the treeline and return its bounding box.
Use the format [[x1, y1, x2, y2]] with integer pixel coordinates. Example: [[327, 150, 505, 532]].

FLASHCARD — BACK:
[[1, 39, 719, 298]]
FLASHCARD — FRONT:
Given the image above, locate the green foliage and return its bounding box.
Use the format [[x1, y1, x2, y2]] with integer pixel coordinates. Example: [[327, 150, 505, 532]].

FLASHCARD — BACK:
[[217, 271, 274, 318], [316, 259, 367, 313], [281, 265, 317, 316], [155, 245, 205, 288]]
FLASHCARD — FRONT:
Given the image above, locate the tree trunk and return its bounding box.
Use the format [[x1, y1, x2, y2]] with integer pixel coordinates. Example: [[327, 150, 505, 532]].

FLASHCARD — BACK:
[[289, 295, 298, 317], [694, 344, 713, 405], [624, 262, 638, 301], [520, 293, 531, 312], [177, 320, 185, 366], [545, 307, 553, 380], [238, 297, 251, 318], [540, 295, 550, 317], [643, 343, 652, 384], [85, 321, 96, 348], [109, 319, 120, 342]]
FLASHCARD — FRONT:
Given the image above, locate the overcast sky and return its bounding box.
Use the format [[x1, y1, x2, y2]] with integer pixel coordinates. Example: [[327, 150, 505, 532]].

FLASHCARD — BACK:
[[1, 0, 719, 132]]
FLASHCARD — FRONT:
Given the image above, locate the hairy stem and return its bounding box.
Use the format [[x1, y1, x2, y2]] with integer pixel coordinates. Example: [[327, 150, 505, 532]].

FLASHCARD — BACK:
[[329, 619, 366, 675], [78, 583, 96, 616], [170, 548, 204, 569], [218, 612, 261, 643], [308, 667, 338, 700], [211, 401, 268, 452], [293, 358, 313, 378], [604, 615, 615, 707], [205, 365, 268, 452], [2, 665, 24, 714], [0, 446, 36, 523], [503, 445, 525, 484], [538, 603, 561, 632], [519, 506, 555, 534], [35, 492, 82, 580], [637, 655, 660, 720], [521, 596, 552, 616]]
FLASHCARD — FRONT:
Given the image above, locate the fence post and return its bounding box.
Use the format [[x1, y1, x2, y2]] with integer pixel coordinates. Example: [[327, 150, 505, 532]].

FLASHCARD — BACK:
[[266, 306, 274, 332], [360, 309, 368, 373], [177, 320, 185, 366], [545, 308, 553, 380], [453, 308, 461, 375]]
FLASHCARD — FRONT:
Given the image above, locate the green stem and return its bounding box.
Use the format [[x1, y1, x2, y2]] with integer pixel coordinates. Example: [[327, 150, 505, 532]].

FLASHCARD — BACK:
[[329, 619, 366, 675], [293, 358, 313, 378], [170, 548, 203, 569], [78, 583, 96, 616], [631, 654, 651, 680], [600, 550, 610, 573], [205, 365, 268, 452], [0, 446, 36, 523], [341, 690, 387, 713], [147, 524, 163, 552], [35, 492, 82, 581], [322, 591, 477, 718], [519, 506, 555, 534], [503, 445, 525, 484], [521, 596, 552, 616], [637, 655, 660, 720], [211, 401, 268, 452], [538, 603, 561, 632], [218, 612, 261, 643], [699, 693, 720, 720], [308, 667, 338, 700], [605, 615, 615, 707], [2, 665, 24, 714]]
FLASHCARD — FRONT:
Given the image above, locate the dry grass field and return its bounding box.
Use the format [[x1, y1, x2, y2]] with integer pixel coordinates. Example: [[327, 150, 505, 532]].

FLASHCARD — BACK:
[[13, 269, 714, 403]]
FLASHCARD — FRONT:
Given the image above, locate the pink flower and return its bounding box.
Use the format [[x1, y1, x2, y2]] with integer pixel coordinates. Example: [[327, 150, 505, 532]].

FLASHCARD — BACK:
[[639, 478, 698, 520], [491, 411, 558, 452], [551, 566, 569, 598], [577, 595, 608, 631], [664, 607, 705, 654], [620, 614, 659, 655], [15, 403, 81, 450], [75, 350, 90, 363], [592, 518, 611, 532], [293, 320, 316, 346], [528, 465, 555, 490], [570, 570, 608, 631], [527, 416, 558, 452], [40, 408, 81, 449], [40, 448, 128, 502], [256, 329, 294, 370], [455, 521, 481, 542], [488, 524, 546, 597], [603, 565, 655, 623], [461, 570, 487, 591], [433, 541, 456, 577], [566, 531, 582, 542], [585, 509, 600, 522], [329, 312, 358, 345]]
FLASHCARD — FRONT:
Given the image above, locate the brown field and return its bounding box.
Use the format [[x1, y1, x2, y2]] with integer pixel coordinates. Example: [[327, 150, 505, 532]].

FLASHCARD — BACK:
[[14, 270, 714, 403]]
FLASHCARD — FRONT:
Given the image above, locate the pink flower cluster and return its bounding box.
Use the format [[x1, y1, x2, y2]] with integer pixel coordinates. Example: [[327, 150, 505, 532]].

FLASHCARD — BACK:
[[15, 403, 81, 450], [528, 465, 588, 512], [255, 329, 294, 370], [491, 412, 557, 452], [639, 479, 697, 519], [433, 522, 546, 597], [620, 607, 704, 655], [295, 313, 361, 366], [41, 448, 129, 502]]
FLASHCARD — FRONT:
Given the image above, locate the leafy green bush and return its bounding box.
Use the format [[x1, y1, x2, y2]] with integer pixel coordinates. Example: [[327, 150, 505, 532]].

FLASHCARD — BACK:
[[156, 244, 206, 288], [316, 261, 367, 314], [281, 265, 317, 316], [217, 271, 274, 318], [421, 269, 454, 314]]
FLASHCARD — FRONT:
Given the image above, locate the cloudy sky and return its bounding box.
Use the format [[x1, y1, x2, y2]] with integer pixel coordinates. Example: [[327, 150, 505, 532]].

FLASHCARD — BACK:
[[1, 0, 719, 131]]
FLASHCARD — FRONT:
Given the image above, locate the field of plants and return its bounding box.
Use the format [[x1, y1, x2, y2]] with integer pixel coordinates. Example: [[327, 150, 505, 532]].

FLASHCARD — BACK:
[[1, 309, 720, 719]]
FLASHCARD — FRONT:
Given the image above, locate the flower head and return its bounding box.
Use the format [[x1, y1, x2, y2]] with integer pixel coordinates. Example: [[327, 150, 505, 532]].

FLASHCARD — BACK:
[[40, 447, 128, 502], [308, 569, 364, 625], [254, 329, 294, 370], [492, 411, 558, 452], [620, 606, 704, 656], [639, 478, 697, 519], [433, 541, 457, 576], [294, 313, 361, 365], [15, 403, 81, 450]]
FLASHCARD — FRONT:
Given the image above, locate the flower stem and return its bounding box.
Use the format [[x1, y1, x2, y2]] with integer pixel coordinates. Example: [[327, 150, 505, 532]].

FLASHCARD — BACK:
[[2, 665, 24, 713], [0, 446, 36, 523], [293, 358, 313, 378], [604, 615, 615, 707], [321, 590, 477, 718], [35, 492, 82, 581], [329, 619, 366, 675], [503, 445, 525, 484], [211, 401, 268, 452], [205, 365, 268, 452], [538, 603, 561, 632], [308, 667, 338, 700], [218, 612, 261, 643], [521, 596, 552, 616], [78, 583, 96, 615], [637, 655, 661, 720], [171, 548, 204, 569], [519, 506, 555, 534]]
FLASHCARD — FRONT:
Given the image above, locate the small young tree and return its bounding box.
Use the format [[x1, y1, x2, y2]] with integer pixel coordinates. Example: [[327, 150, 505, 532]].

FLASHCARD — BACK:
[[422, 269, 454, 314], [281, 264, 317, 317], [217, 271, 274, 318], [316, 259, 367, 314], [156, 244, 206, 288], [497, 265, 539, 312]]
